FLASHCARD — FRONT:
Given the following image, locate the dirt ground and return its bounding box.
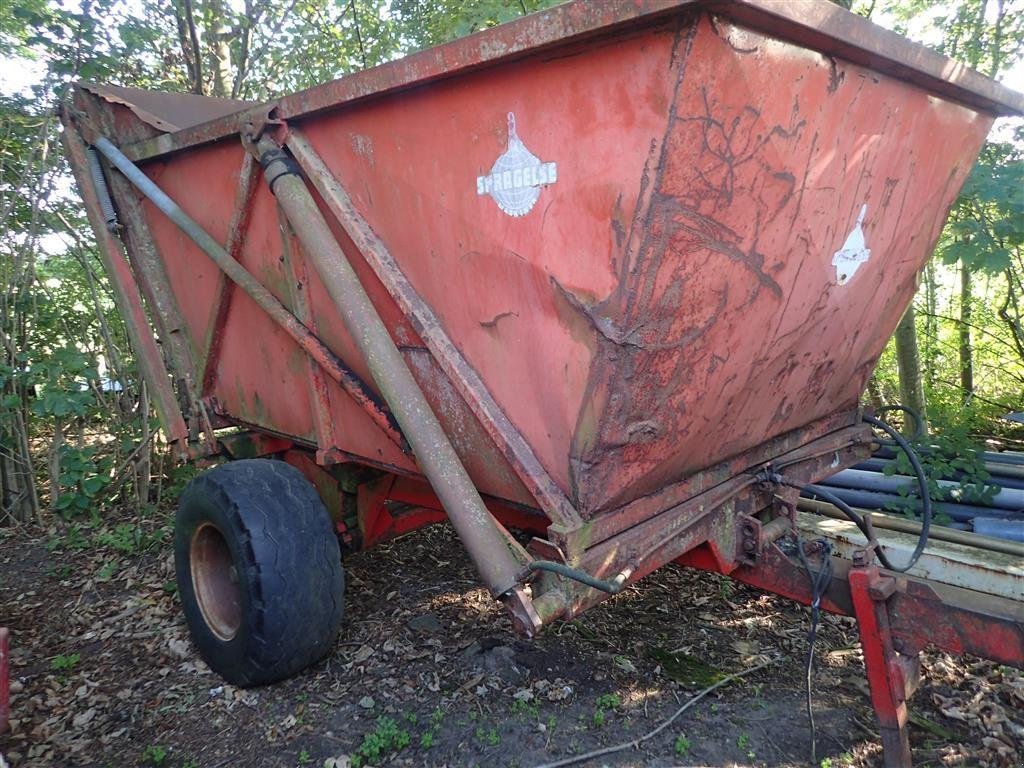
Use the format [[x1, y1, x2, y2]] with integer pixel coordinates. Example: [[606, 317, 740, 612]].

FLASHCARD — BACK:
[[0, 508, 1021, 768]]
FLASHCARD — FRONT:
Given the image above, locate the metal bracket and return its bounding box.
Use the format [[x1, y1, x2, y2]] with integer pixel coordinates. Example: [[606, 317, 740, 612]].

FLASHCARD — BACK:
[[849, 563, 919, 768], [237, 104, 286, 156]]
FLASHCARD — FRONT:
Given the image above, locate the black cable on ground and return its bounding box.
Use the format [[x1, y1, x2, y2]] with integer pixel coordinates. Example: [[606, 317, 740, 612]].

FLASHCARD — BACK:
[[763, 409, 930, 765], [795, 536, 833, 766]]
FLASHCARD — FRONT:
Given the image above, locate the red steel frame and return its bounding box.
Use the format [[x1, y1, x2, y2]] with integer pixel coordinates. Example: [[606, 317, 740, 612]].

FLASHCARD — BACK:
[[679, 543, 1023, 764], [59, 2, 1024, 765]]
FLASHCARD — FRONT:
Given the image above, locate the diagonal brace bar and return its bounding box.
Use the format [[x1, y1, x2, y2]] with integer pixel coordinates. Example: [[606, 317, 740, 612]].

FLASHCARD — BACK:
[[252, 132, 528, 600], [284, 129, 583, 533], [88, 134, 407, 454]]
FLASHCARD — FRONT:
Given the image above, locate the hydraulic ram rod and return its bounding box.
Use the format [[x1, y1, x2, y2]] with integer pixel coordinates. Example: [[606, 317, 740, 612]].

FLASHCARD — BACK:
[[89, 135, 407, 454], [252, 134, 525, 597]]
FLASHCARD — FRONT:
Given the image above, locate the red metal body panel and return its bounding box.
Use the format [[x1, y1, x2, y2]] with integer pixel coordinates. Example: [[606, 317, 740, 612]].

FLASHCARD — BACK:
[[571, 17, 991, 511]]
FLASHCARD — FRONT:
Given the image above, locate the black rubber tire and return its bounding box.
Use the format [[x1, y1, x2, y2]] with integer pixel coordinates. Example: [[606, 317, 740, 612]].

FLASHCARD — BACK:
[[174, 458, 344, 686]]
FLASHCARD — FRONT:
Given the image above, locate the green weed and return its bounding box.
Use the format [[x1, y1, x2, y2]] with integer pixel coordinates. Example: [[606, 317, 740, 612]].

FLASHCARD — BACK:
[[51, 652, 80, 672], [141, 745, 167, 766], [674, 734, 691, 758], [350, 717, 410, 768], [474, 726, 500, 747], [510, 698, 539, 718]]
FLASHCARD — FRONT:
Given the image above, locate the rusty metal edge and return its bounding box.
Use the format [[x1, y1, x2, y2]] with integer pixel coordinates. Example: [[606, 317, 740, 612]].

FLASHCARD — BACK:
[[199, 151, 258, 395], [258, 132, 530, 599], [536, 428, 871, 623], [712, 0, 1024, 116], [78, 82, 182, 132], [277, 204, 338, 458], [88, 127, 409, 454], [285, 127, 584, 532], [117, 0, 1022, 163], [575, 410, 864, 549], [60, 112, 190, 451]]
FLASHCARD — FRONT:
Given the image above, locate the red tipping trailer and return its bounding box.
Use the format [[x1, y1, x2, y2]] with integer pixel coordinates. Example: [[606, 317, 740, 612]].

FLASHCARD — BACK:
[[62, 1, 1023, 764]]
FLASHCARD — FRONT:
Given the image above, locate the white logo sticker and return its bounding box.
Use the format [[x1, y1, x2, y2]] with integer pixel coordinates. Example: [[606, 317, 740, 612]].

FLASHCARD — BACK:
[[476, 112, 557, 217], [832, 203, 871, 285]]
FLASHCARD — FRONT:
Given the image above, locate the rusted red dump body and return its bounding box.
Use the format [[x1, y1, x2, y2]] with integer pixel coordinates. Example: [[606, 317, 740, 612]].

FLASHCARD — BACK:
[[64, 3, 1024, 762], [74, 3, 1007, 517]]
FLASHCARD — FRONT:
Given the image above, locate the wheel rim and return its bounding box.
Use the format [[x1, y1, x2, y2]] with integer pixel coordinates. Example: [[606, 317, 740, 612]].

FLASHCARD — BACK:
[[190, 523, 242, 641]]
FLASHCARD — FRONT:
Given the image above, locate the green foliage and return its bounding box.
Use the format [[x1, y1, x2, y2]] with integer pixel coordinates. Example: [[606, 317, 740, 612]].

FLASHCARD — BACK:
[[50, 652, 80, 671], [46, 523, 90, 551], [942, 138, 1024, 275], [592, 693, 621, 726], [96, 560, 119, 581], [141, 745, 167, 766], [510, 698, 539, 718], [674, 734, 691, 758], [882, 423, 1000, 515], [350, 717, 410, 768], [95, 522, 167, 554], [474, 725, 500, 747], [390, 0, 557, 55], [53, 445, 114, 516]]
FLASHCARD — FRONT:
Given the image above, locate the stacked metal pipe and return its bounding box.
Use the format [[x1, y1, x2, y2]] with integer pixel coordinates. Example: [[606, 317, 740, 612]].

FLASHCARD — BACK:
[[805, 449, 1024, 543]]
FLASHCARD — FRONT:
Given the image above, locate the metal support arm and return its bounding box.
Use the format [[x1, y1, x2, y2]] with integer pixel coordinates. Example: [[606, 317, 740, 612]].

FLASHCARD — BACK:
[[249, 132, 527, 599]]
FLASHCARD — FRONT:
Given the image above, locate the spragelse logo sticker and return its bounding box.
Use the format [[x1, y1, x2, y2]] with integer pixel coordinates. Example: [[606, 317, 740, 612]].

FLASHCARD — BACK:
[[476, 112, 557, 217], [832, 203, 871, 285]]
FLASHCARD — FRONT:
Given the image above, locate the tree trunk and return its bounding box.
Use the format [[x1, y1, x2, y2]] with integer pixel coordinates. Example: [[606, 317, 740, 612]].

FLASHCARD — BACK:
[[959, 265, 974, 401], [894, 303, 927, 434], [865, 373, 885, 412], [176, 0, 205, 94], [924, 259, 938, 390], [207, 0, 234, 98]]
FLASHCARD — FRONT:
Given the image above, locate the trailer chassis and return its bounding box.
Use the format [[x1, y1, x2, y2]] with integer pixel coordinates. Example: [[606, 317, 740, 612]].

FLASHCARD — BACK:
[[59, 97, 1023, 767]]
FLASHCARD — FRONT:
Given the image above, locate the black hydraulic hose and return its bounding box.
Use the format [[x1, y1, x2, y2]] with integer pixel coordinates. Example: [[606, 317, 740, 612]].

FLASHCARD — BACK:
[[776, 412, 932, 573], [525, 561, 634, 594], [874, 405, 927, 443], [795, 537, 833, 765], [862, 414, 932, 572]]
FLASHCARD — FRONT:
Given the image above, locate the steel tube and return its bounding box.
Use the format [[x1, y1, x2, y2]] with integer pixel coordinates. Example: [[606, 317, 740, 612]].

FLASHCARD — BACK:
[[805, 485, 1019, 522], [284, 129, 583, 532], [253, 134, 524, 597], [798, 498, 1024, 557], [90, 136, 406, 453], [826, 468, 1024, 510], [853, 458, 1024, 490], [982, 451, 1024, 466], [973, 517, 1024, 543], [62, 122, 189, 449]]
